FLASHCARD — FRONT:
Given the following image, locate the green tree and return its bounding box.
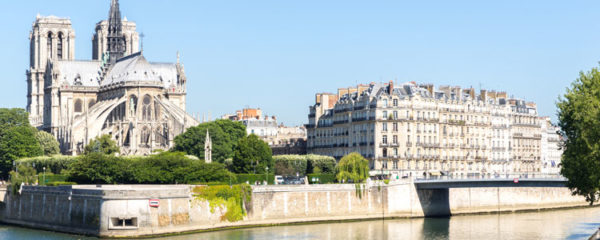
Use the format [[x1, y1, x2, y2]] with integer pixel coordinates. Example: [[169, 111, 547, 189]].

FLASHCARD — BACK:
[[84, 134, 120, 155], [0, 126, 43, 178], [0, 108, 30, 129], [0, 108, 43, 178], [336, 152, 370, 183], [36, 130, 60, 155], [232, 134, 272, 173], [173, 120, 246, 163], [557, 65, 600, 205]]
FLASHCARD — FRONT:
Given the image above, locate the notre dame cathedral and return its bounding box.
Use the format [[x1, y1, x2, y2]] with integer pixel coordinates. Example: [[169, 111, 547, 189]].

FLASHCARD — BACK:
[[26, 0, 198, 155]]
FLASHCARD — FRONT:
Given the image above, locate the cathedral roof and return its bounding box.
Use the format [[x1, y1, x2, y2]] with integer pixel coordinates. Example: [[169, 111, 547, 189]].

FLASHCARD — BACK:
[[56, 60, 102, 87], [102, 52, 163, 87]]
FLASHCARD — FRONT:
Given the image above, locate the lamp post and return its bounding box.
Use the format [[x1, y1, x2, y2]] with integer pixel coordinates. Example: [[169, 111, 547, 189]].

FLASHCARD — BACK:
[[43, 167, 46, 186]]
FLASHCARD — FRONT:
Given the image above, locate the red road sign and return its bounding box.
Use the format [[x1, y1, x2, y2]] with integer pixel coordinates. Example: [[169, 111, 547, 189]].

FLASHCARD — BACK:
[[149, 199, 160, 207]]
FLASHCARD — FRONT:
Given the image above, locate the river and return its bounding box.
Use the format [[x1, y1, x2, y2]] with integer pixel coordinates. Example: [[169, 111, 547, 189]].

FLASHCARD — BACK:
[[1, 206, 600, 239]]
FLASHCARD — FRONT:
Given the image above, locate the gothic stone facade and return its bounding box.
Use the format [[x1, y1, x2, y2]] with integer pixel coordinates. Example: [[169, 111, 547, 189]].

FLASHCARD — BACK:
[[26, 0, 198, 155]]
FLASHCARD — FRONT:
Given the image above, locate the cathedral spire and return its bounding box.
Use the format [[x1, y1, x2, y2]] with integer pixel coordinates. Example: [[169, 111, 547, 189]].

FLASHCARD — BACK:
[[107, 0, 126, 64]]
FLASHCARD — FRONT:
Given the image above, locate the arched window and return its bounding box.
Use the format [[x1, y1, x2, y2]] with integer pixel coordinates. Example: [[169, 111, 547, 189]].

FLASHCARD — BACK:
[[74, 99, 82, 113], [129, 95, 138, 117], [47, 32, 53, 58], [57, 32, 63, 60], [142, 95, 152, 121]]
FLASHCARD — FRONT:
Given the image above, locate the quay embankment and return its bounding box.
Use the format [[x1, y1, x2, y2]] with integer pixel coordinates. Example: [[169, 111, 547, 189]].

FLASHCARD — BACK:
[[0, 181, 589, 238]]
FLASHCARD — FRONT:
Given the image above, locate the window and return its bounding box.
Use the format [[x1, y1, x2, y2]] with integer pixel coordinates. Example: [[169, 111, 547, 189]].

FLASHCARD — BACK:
[[383, 111, 388, 119], [47, 32, 53, 58], [394, 148, 398, 156], [74, 99, 82, 113], [382, 123, 387, 131], [393, 135, 398, 144], [393, 99, 398, 106], [142, 95, 152, 121], [383, 148, 388, 157], [393, 123, 398, 131], [382, 135, 388, 144], [57, 32, 63, 60], [109, 217, 138, 229], [393, 111, 398, 120], [393, 160, 398, 169]]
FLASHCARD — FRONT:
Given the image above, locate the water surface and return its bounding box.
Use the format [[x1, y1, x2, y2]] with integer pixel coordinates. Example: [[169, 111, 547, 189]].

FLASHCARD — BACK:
[[1, 206, 599, 239]]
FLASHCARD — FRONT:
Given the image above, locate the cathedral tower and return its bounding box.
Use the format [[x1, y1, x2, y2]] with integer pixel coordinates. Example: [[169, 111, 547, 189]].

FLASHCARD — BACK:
[[106, 0, 126, 63], [92, 0, 139, 62], [27, 15, 75, 127]]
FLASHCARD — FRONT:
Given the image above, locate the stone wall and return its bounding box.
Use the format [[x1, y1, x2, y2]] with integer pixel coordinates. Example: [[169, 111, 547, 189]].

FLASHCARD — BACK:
[[0, 182, 589, 237]]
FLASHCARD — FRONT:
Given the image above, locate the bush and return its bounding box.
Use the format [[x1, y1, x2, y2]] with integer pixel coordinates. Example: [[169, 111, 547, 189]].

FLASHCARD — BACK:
[[38, 174, 68, 185], [235, 174, 274, 185], [307, 173, 336, 184], [66, 151, 234, 184], [306, 154, 336, 174], [192, 184, 252, 222], [273, 155, 307, 175], [17, 155, 77, 174], [67, 152, 127, 184], [46, 181, 76, 187]]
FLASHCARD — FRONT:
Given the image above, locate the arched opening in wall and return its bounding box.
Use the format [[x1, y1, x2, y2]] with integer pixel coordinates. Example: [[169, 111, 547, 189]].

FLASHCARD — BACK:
[[57, 32, 64, 60], [155, 126, 167, 147], [47, 32, 53, 58], [154, 101, 161, 120], [88, 99, 96, 109], [129, 95, 137, 118], [124, 128, 131, 147], [140, 126, 150, 147], [142, 95, 152, 121], [74, 99, 83, 113]]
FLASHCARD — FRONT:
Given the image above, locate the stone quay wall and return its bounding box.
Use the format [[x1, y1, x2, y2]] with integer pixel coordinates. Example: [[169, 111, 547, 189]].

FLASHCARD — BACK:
[[0, 182, 589, 238]]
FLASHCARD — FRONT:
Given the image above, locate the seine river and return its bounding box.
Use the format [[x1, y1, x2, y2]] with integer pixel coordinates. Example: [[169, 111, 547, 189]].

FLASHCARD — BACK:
[[1, 206, 600, 240]]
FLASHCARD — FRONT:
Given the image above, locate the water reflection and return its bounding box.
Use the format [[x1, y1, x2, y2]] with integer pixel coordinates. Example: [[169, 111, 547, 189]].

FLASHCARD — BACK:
[[162, 207, 600, 240], [1, 207, 600, 239]]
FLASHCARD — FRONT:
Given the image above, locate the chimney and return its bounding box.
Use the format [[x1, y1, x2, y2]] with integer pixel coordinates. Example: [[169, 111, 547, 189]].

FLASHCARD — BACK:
[[388, 80, 394, 95]]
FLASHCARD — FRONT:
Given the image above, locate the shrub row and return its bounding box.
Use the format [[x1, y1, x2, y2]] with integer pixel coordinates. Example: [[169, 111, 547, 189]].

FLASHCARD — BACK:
[[16, 155, 77, 174], [272, 154, 336, 175], [307, 173, 336, 184], [67, 151, 233, 184], [235, 174, 274, 185], [38, 174, 68, 185]]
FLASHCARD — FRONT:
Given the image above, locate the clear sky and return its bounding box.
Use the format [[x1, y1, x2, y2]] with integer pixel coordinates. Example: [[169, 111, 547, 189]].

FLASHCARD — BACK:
[[2, 0, 600, 126]]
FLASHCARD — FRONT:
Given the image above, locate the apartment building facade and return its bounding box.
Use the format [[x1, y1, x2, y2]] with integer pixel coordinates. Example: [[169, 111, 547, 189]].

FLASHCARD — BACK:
[[306, 81, 560, 178]]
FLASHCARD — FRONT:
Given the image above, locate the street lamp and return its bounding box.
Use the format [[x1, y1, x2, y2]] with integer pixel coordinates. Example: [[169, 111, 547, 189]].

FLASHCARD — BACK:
[[43, 167, 46, 186]]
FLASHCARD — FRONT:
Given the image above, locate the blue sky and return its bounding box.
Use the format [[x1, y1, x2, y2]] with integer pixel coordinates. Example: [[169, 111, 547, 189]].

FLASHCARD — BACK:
[[2, 0, 600, 126]]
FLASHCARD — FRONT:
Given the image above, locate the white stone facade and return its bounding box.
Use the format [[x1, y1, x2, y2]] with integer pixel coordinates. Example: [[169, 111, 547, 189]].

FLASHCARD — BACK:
[[307, 81, 558, 178]]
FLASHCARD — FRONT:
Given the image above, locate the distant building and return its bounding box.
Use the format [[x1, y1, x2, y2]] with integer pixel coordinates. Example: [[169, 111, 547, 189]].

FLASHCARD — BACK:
[[306, 81, 557, 177], [222, 108, 307, 154], [540, 117, 563, 174]]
